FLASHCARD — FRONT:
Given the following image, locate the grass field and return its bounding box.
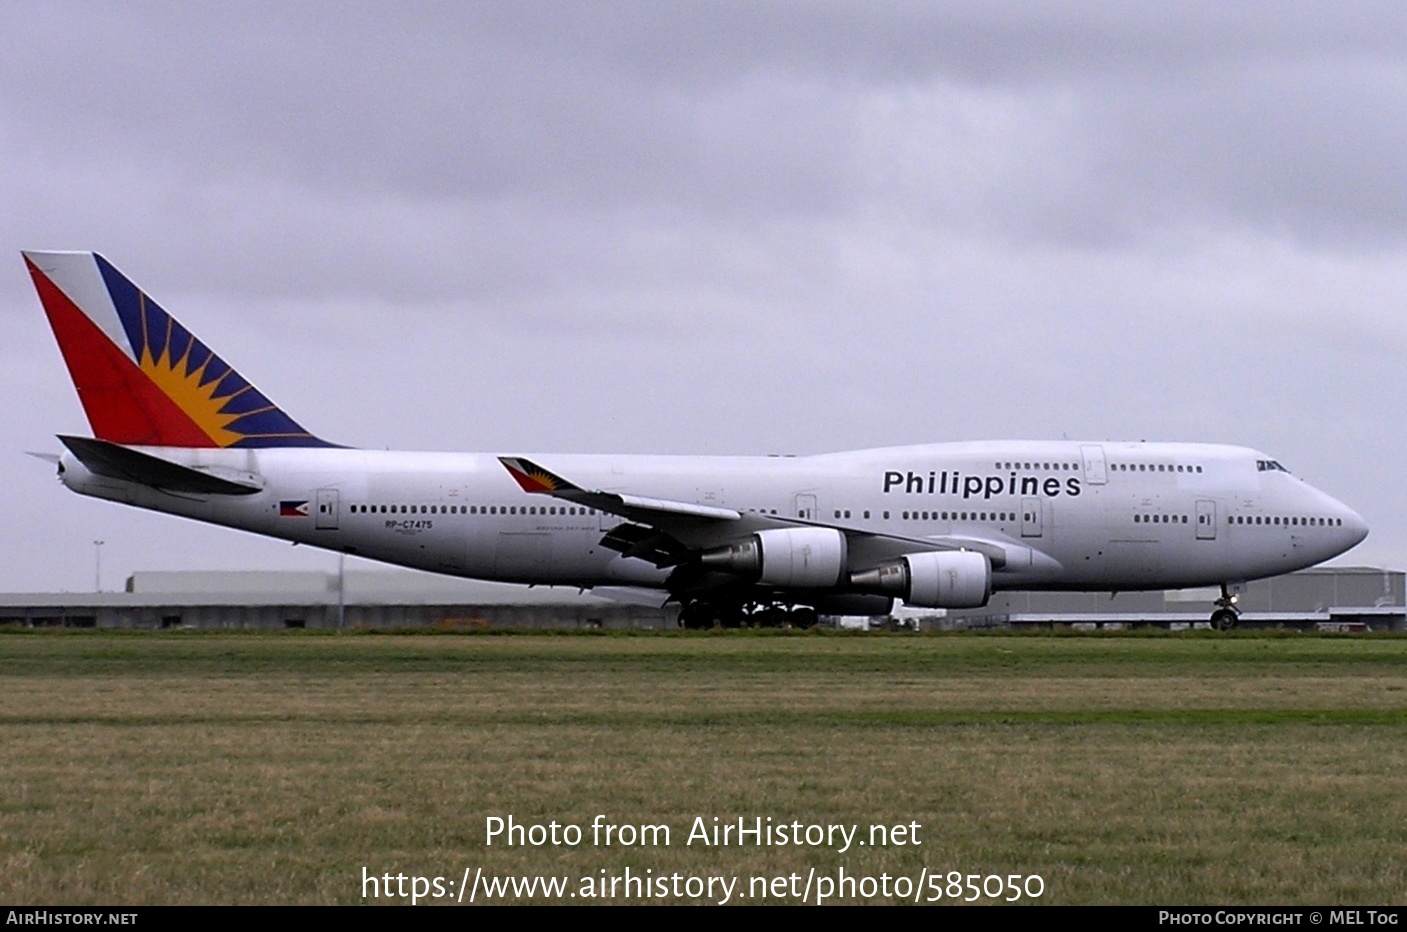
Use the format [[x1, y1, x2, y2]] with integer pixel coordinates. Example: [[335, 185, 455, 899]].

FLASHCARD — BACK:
[[3, 630, 1407, 905]]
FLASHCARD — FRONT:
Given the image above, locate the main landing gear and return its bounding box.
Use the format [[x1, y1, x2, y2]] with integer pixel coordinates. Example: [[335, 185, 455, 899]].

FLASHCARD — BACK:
[[1210, 583, 1241, 631], [678, 600, 820, 630]]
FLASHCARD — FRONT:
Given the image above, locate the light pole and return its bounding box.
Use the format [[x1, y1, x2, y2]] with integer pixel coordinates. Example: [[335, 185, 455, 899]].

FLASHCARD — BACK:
[[93, 539, 104, 592]]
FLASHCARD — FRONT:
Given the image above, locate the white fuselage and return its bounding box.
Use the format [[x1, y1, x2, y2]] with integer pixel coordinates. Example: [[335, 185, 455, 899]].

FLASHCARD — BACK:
[[56, 440, 1367, 597]]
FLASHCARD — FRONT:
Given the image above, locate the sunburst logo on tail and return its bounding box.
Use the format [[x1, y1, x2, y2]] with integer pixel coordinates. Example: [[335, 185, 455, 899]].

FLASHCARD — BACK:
[[134, 297, 247, 447], [95, 256, 327, 448]]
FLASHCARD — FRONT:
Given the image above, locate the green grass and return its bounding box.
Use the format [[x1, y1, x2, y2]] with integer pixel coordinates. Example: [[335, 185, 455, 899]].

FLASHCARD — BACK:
[[2, 630, 1407, 904]]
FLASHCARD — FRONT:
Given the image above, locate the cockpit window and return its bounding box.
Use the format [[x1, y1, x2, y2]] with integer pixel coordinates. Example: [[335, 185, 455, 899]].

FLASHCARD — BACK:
[[1256, 459, 1290, 473]]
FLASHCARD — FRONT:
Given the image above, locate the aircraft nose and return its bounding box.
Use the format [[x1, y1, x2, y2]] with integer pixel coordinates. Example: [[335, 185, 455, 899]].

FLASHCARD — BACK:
[[1321, 487, 1370, 550], [1343, 506, 1369, 548]]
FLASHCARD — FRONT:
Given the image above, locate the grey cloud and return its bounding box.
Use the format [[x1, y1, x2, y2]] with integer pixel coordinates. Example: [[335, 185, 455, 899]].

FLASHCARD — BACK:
[[3, 3, 1406, 589]]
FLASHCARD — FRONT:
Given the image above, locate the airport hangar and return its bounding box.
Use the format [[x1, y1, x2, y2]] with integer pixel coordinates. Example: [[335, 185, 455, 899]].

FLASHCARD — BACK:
[[0, 566, 1402, 632]]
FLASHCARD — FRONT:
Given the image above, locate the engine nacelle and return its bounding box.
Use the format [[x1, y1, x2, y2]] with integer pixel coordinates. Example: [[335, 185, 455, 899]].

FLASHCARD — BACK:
[[849, 550, 991, 609], [699, 527, 847, 589]]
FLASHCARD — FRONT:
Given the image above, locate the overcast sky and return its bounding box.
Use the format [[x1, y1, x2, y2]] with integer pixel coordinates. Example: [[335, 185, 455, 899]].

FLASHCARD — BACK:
[[2, 2, 1404, 593]]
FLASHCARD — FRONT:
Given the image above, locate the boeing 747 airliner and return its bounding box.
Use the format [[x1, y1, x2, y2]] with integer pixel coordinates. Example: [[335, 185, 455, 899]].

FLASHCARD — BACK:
[[23, 251, 1368, 629]]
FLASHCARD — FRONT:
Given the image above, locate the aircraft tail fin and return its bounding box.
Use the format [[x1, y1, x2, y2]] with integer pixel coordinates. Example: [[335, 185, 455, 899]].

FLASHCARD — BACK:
[[23, 251, 331, 448]]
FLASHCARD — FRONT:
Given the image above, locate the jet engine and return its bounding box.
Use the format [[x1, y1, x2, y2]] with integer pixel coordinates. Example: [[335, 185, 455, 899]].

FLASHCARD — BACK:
[[849, 550, 991, 608], [699, 527, 847, 588]]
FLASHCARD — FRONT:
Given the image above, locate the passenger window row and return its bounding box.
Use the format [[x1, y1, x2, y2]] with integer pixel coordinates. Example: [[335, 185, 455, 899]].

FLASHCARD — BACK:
[[350, 504, 599, 516], [1112, 463, 1203, 474], [902, 510, 1013, 522], [1230, 515, 1340, 527]]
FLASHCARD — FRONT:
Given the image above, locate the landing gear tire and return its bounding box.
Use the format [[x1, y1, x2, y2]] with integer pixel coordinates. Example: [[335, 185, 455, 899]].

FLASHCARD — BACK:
[[790, 607, 818, 629], [680, 601, 738, 629], [755, 606, 788, 628], [717, 603, 745, 628], [679, 602, 710, 630], [681, 599, 819, 630]]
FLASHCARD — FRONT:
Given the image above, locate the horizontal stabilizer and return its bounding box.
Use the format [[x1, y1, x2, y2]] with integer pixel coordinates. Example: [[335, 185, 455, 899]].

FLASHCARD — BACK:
[[58, 435, 264, 496]]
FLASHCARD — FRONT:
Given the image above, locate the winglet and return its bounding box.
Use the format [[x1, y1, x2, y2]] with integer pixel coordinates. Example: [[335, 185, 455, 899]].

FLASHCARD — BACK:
[[498, 457, 583, 494]]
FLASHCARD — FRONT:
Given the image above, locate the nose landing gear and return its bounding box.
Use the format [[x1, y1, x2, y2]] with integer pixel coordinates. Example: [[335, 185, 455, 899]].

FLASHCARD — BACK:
[[1210, 583, 1241, 631]]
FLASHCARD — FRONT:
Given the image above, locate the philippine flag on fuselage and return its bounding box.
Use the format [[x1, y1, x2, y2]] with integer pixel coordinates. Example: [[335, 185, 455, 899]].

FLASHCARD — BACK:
[[279, 500, 310, 517]]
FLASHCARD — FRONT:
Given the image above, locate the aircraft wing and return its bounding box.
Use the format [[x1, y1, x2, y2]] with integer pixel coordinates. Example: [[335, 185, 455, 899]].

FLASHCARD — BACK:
[[499, 456, 741, 523], [498, 456, 1027, 571]]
